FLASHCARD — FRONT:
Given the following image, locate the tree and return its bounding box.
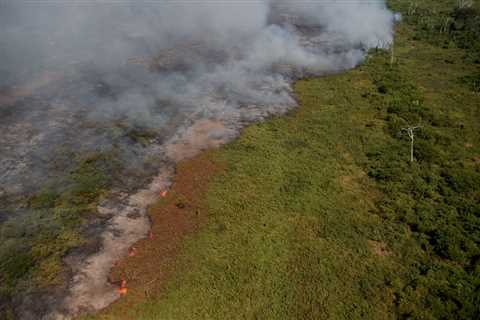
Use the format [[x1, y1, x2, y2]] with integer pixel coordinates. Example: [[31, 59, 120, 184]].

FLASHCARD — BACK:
[[401, 126, 422, 162]]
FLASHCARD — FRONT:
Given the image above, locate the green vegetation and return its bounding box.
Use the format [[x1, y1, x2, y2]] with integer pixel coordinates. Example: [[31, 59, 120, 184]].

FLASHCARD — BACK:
[[111, 121, 160, 147], [0, 152, 119, 316], [90, 1, 479, 319]]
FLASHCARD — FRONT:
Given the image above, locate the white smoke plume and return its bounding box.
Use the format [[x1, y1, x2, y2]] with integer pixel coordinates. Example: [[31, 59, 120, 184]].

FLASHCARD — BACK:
[[0, 0, 395, 196], [1, 1, 394, 109]]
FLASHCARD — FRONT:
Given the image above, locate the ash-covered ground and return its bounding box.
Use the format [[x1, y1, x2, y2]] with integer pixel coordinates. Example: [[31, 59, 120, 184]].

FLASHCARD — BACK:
[[0, 1, 395, 319]]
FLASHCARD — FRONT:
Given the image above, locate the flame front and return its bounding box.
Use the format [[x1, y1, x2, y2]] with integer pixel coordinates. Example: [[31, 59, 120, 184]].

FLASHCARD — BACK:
[[118, 280, 128, 296], [118, 287, 128, 296], [128, 247, 137, 257]]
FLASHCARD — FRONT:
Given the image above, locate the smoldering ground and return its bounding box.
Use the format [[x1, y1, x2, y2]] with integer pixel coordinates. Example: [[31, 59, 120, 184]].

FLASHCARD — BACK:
[[0, 1, 394, 319]]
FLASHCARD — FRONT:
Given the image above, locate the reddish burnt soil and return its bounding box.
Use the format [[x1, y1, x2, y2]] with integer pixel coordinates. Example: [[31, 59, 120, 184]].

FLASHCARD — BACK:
[[92, 150, 224, 319]]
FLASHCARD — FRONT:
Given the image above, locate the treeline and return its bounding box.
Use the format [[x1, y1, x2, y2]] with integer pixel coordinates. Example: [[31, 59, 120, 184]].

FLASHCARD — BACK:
[[361, 1, 480, 318]]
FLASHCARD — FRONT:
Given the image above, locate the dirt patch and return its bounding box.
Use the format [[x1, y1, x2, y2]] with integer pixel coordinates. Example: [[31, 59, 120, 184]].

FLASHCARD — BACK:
[[368, 240, 390, 257], [166, 119, 236, 162], [338, 168, 367, 190], [468, 156, 480, 165], [90, 150, 223, 319], [339, 175, 354, 187]]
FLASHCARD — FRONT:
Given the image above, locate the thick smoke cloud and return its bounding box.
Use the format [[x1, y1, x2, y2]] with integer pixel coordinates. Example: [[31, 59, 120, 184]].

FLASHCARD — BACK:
[[1, 0, 395, 194], [1, 1, 394, 104]]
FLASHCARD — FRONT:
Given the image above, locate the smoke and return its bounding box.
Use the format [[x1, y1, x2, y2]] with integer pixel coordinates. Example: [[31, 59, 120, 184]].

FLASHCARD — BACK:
[[1, 1, 394, 107], [1, 0, 395, 194]]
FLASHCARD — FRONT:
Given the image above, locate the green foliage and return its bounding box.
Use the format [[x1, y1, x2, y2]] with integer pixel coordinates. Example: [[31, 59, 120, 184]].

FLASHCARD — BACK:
[[395, 0, 480, 64], [367, 8, 479, 267], [125, 127, 159, 146], [0, 152, 119, 315], [461, 72, 480, 92], [29, 191, 58, 209], [0, 248, 35, 288], [358, 3, 480, 316], [111, 121, 160, 146]]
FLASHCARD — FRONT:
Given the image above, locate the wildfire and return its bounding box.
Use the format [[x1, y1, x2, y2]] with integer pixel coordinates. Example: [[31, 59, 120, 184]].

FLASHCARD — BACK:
[[160, 190, 168, 197], [128, 246, 137, 257], [118, 279, 128, 296], [149, 231, 154, 240]]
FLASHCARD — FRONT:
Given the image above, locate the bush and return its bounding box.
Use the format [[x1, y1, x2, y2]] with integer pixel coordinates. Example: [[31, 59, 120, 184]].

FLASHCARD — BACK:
[[461, 73, 480, 92]]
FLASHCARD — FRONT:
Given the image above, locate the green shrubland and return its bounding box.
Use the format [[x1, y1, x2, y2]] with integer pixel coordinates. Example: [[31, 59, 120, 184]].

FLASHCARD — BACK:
[[0, 152, 119, 315]]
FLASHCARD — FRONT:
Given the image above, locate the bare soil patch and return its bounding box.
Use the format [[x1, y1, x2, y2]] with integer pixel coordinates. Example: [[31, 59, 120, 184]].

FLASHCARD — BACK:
[[368, 240, 390, 257]]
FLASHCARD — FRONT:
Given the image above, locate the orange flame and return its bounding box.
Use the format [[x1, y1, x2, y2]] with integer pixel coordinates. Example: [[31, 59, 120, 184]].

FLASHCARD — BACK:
[[118, 287, 128, 296], [160, 190, 168, 197], [149, 231, 154, 240], [118, 279, 128, 296], [128, 247, 137, 257]]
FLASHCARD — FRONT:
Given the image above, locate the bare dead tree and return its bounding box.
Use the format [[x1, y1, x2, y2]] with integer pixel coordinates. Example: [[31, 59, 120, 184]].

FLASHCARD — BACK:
[[375, 39, 395, 65], [440, 17, 453, 33], [401, 126, 422, 162], [408, 2, 418, 16], [390, 37, 395, 66], [457, 0, 473, 9]]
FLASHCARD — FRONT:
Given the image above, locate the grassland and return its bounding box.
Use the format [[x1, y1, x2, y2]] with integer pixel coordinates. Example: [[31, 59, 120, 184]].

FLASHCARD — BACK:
[[82, 1, 480, 319], [92, 1, 480, 319], [0, 152, 120, 318], [86, 1, 480, 319]]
